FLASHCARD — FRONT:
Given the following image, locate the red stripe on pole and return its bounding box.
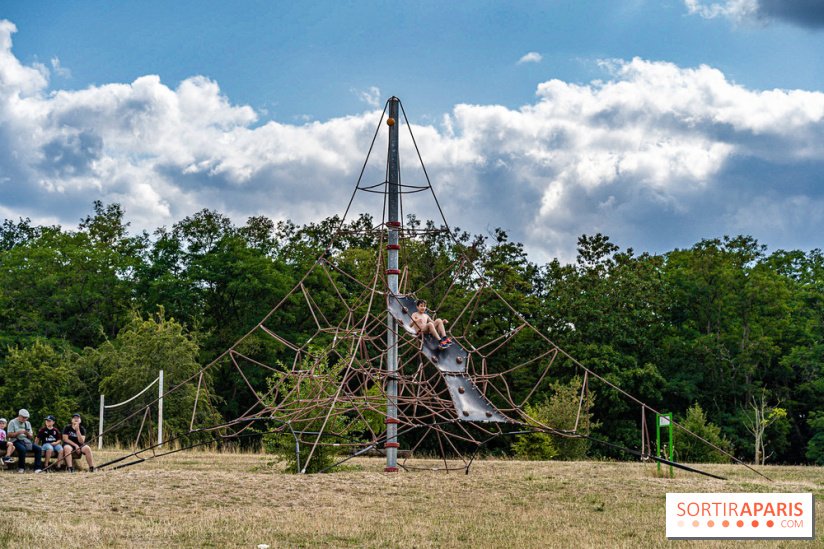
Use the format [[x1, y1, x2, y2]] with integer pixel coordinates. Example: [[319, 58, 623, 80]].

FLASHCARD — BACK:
[[386, 221, 401, 227], [385, 442, 400, 448], [384, 467, 399, 472], [384, 418, 400, 424], [386, 244, 400, 250], [386, 269, 401, 275]]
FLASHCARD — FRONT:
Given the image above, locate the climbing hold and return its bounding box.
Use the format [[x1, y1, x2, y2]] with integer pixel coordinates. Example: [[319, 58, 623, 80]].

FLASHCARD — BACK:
[[462, 410, 470, 416], [402, 307, 409, 314], [458, 386, 465, 394], [387, 118, 395, 126], [485, 411, 493, 418], [456, 356, 463, 364]]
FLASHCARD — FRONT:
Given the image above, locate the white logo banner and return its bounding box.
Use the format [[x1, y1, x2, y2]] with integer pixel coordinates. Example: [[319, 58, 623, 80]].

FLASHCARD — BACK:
[[666, 493, 814, 540]]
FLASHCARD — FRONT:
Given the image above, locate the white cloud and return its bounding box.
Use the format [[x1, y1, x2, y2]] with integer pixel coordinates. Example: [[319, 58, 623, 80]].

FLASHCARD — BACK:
[[684, 0, 758, 21], [352, 86, 381, 108], [418, 57, 824, 261], [1, 19, 823, 263], [50, 57, 71, 78], [684, 0, 824, 28], [517, 52, 543, 64], [0, 20, 48, 97]]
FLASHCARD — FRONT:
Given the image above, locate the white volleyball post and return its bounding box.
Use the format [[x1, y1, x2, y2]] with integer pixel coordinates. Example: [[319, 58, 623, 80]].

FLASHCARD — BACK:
[[99, 370, 164, 450], [158, 370, 164, 448], [98, 395, 105, 450]]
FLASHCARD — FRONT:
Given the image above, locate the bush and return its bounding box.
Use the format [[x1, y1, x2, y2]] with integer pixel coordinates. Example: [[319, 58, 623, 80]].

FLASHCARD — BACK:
[[513, 377, 597, 461], [260, 348, 382, 473], [672, 402, 733, 463], [512, 401, 558, 461]]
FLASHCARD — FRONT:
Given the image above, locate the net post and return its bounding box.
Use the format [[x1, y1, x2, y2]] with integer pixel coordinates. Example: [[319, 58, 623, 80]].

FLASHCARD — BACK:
[[158, 370, 164, 448], [98, 394, 104, 450]]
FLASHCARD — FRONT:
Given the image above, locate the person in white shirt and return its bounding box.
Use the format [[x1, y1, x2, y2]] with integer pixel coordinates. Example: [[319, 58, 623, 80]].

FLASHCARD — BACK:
[[7, 409, 42, 473]]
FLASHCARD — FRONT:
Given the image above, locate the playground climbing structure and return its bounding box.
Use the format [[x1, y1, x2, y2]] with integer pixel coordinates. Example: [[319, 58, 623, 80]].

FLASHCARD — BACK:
[[96, 98, 765, 479]]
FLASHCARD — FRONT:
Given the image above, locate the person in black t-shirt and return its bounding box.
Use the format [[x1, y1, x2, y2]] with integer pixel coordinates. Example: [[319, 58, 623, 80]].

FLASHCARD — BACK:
[[62, 413, 95, 473], [36, 415, 64, 469]]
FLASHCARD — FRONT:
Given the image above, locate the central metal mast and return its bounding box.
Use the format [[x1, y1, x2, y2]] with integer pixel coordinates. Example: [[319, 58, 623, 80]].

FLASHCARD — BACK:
[[385, 97, 401, 472]]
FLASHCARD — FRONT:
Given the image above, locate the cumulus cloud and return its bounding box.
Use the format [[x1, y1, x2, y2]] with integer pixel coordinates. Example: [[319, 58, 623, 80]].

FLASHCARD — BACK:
[[409, 57, 824, 261], [685, 0, 824, 29], [0, 21, 384, 233], [517, 52, 543, 64], [1, 20, 824, 263]]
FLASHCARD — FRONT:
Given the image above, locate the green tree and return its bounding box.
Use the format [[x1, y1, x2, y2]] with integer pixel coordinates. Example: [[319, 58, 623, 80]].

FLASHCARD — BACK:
[[514, 377, 597, 461], [0, 340, 84, 426], [770, 248, 824, 462], [662, 236, 806, 462], [740, 389, 788, 465], [260, 349, 381, 473], [86, 309, 213, 445], [673, 403, 733, 463], [0, 202, 147, 349], [536, 234, 668, 454], [805, 411, 824, 464]]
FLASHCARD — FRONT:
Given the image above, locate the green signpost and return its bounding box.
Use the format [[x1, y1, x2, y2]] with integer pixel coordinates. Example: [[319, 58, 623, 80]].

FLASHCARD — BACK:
[[657, 412, 674, 477]]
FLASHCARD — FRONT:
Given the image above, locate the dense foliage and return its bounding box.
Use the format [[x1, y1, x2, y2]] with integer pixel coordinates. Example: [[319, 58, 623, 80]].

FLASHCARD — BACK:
[[1, 202, 822, 465]]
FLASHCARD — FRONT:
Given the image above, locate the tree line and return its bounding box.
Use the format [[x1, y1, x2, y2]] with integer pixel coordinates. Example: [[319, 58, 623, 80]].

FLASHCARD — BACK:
[[0, 201, 822, 465]]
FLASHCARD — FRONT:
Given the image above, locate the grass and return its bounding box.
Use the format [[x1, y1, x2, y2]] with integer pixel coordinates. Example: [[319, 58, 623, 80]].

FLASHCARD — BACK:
[[2, 450, 824, 548]]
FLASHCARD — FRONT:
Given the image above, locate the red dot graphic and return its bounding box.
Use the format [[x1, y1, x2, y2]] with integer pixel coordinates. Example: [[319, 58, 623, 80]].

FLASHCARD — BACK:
[[767, 520, 774, 527], [737, 520, 744, 527], [707, 520, 715, 527], [722, 520, 730, 527], [692, 520, 699, 527], [752, 520, 759, 527]]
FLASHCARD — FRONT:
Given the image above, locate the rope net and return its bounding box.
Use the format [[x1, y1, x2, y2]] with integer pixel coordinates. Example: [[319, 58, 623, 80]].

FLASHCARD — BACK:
[[94, 99, 762, 478]]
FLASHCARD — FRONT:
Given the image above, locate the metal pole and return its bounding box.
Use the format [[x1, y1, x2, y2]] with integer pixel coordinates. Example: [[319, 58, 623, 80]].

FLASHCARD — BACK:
[[656, 413, 661, 474], [385, 97, 400, 472], [99, 395, 104, 450], [158, 370, 164, 448], [668, 413, 674, 478]]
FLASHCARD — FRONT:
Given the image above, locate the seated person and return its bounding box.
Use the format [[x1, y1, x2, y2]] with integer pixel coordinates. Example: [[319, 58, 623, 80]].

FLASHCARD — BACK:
[[7, 409, 42, 473], [62, 413, 94, 473], [409, 299, 453, 349], [36, 415, 64, 469], [0, 418, 16, 463]]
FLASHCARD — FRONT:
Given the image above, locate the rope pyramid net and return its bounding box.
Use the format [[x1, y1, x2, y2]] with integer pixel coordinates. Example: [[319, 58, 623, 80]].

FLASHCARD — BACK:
[[96, 98, 764, 478]]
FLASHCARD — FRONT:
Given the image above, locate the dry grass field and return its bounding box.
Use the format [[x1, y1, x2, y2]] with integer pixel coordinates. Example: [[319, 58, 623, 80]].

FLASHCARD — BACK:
[[1, 449, 823, 548]]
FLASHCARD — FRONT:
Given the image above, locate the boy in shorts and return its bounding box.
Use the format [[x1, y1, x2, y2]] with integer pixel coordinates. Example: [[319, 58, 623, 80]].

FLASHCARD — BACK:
[[36, 415, 64, 469], [62, 413, 94, 472], [409, 299, 453, 349]]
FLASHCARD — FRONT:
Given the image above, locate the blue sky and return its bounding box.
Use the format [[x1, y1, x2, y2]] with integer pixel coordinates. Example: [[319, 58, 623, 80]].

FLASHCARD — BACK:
[[1, 0, 823, 262]]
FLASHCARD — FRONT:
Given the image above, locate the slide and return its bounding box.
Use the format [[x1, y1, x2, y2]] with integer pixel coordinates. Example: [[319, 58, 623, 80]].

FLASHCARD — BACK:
[[387, 294, 509, 422]]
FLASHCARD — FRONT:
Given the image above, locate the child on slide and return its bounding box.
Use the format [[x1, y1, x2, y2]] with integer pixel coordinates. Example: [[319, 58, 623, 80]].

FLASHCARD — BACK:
[[409, 299, 453, 349]]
